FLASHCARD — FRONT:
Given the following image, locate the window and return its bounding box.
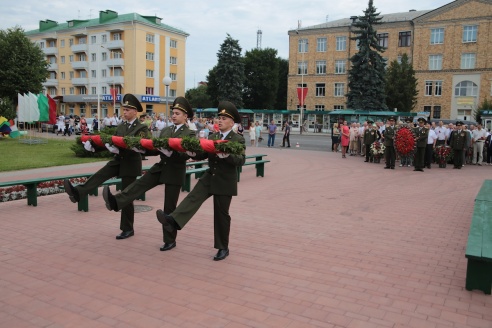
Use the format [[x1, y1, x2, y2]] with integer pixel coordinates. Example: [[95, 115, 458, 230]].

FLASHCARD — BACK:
[[146, 87, 154, 95], [39, 41, 45, 48], [334, 83, 344, 97], [398, 31, 411, 47], [48, 40, 56, 47], [146, 34, 155, 43], [430, 28, 444, 44], [61, 87, 66, 95], [146, 69, 154, 78], [69, 39, 74, 46], [69, 71, 74, 79], [91, 70, 96, 78], [91, 53, 96, 62], [315, 83, 325, 97], [316, 61, 326, 75], [79, 71, 87, 78], [462, 25, 477, 43], [78, 53, 86, 61], [61, 72, 65, 80], [48, 56, 56, 64], [102, 52, 107, 61], [433, 106, 441, 119], [60, 39, 65, 47], [112, 33, 121, 41], [461, 53, 476, 69], [424, 105, 431, 113], [80, 104, 86, 115], [170, 39, 177, 48], [316, 37, 327, 52], [335, 60, 346, 74], [455, 81, 478, 97], [170, 57, 177, 65], [297, 61, 307, 75], [298, 39, 308, 53], [169, 89, 177, 97], [78, 37, 86, 45], [61, 56, 65, 64], [69, 55, 74, 63], [101, 69, 107, 77], [49, 72, 56, 79], [425, 81, 433, 96], [69, 87, 74, 95], [435, 81, 442, 96], [79, 87, 87, 95], [429, 55, 443, 70], [102, 35, 107, 43], [113, 51, 122, 59], [91, 87, 97, 94], [91, 36, 96, 44], [146, 52, 154, 61], [170, 73, 177, 81], [101, 86, 107, 94], [377, 33, 388, 48], [314, 105, 325, 111], [336, 36, 346, 51], [334, 105, 344, 109], [113, 68, 122, 76]]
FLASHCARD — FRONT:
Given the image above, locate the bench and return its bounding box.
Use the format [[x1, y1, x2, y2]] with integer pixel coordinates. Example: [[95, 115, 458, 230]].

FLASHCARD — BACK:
[[237, 154, 270, 182], [182, 161, 209, 192], [465, 180, 492, 294]]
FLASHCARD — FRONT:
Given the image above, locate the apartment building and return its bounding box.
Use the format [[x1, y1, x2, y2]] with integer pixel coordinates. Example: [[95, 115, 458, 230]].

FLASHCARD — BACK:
[[287, 0, 492, 121], [25, 10, 189, 118]]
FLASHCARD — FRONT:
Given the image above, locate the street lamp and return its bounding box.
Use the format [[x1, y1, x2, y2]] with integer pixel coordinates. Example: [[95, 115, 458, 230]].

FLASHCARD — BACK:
[[162, 76, 172, 121], [300, 39, 308, 135]]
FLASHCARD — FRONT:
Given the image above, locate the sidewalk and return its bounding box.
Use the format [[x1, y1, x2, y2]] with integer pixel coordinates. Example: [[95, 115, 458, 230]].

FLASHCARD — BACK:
[[1, 147, 491, 327]]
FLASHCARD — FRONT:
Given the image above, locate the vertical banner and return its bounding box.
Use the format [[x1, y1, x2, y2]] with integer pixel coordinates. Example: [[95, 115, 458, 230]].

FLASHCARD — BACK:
[[110, 88, 117, 111], [296, 87, 308, 107]]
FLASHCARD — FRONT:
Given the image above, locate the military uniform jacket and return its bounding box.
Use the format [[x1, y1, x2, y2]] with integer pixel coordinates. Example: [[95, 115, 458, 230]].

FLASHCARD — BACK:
[[148, 125, 196, 185], [195, 131, 246, 196], [383, 126, 396, 147], [109, 120, 150, 177], [451, 130, 468, 150], [413, 127, 429, 148], [363, 128, 377, 145]]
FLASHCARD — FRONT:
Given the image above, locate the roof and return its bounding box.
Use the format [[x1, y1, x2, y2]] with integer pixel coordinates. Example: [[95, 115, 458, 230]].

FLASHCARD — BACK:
[[25, 12, 189, 37]]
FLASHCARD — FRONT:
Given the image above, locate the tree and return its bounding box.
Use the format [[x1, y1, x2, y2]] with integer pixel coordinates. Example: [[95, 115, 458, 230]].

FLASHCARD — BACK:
[[474, 97, 492, 123], [213, 34, 245, 107], [206, 66, 219, 107], [274, 58, 289, 110], [0, 97, 16, 119], [185, 84, 213, 109], [242, 48, 279, 109], [346, 0, 388, 110], [385, 54, 418, 112], [0, 26, 48, 106]]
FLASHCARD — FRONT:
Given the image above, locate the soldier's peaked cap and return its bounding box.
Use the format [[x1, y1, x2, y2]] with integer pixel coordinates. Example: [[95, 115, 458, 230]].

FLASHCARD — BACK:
[[217, 101, 241, 123], [122, 94, 143, 112], [172, 97, 193, 118]]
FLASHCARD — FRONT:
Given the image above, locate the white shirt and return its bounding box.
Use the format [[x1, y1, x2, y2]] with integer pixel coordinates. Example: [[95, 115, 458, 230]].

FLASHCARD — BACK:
[[472, 128, 487, 142], [220, 129, 232, 140], [434, 126, 447, 140], [427, 129, 437, 144], [109, 117, 117, 126], [155, 120, 166, 131]]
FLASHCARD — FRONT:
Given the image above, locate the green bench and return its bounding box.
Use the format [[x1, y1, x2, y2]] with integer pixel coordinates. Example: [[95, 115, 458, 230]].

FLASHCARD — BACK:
[[237, 154, 270, 182], [465, 180, 492, 294]]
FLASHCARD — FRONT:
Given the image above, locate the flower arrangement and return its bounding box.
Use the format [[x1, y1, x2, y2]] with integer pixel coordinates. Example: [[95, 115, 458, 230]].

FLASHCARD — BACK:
[[0, 178, 87, 203], [394, 126, 417, 157], [370, 141, 385, 158], [434, 145, 453, 166]]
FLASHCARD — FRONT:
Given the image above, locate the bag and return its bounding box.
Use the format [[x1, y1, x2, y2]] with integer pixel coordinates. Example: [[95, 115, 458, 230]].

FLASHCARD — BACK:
[[258, 136, 263, 142]]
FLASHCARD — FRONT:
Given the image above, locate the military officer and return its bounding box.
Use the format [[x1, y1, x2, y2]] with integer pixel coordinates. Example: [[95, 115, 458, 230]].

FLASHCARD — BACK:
[[363, 121, 377, 162], [63, 94, 150, 239], [383, 116, 396, 169], [103, 97, 196, 251], [412, 117, 428, 171], [156, 101, 246, 261], [451, 121, 468, 169]]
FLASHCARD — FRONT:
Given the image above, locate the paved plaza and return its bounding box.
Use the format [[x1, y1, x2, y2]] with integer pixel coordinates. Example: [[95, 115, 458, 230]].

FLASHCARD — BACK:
[[1, 146, 491, 327]]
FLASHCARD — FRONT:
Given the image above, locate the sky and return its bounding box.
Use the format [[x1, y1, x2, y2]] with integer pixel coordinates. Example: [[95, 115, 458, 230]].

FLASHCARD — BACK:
[[1, 0, 451, 91]]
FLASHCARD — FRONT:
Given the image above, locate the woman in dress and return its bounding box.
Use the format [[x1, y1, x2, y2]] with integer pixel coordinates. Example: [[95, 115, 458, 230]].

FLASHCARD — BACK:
[[340, 121, 350, 158], [255, 121, 262, 147], [331, 123, 340, 152], [249, 122, 255, 146]]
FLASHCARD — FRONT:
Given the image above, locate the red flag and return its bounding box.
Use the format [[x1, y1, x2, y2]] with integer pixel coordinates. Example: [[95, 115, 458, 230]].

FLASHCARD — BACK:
[[47, 94, 57, 124], [110, 88, 117, 101], [296, 87, 308, 106]]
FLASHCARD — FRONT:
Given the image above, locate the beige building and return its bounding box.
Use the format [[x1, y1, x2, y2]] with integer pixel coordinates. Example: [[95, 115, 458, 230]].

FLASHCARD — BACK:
[[26, 10, 189, 118], [287, 0, 492, 121]]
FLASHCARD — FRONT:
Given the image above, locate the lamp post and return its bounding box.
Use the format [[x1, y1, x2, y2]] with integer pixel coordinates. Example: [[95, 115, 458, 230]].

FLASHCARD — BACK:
[[300, 39, 307, 135], [162, 76, 172, 122]]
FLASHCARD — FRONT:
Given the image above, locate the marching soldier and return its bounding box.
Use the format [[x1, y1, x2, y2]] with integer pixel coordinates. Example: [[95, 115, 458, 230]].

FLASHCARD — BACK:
[[63, 94, 150, 239], [451, 121, 468, 169], [383, 116, 396, 169], [363, 121, 377, 162], [413, 117, 429, 172]]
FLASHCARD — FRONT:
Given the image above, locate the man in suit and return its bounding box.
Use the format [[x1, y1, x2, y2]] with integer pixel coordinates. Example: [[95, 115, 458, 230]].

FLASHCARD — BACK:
[[102, 97, 196, 251], [383, 116, 396, 169], [451, 121, 468, 169], [363, 121, 377, 162], [413, 117, 429, 172], [156, 101, 246, 261], [63, 94, 150, 239]]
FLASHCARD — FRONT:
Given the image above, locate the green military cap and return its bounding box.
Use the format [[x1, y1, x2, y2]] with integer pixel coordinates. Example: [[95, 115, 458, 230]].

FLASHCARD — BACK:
[[417, 117, 426, 123], [404, 118, 412, 123], [172, 96, 193, 118], [388, 116, 396, 121], [367, 120, 374, 124], [455, 121, 463, 126], [217, 101, 241, 123], [122, 94, 143, 112]]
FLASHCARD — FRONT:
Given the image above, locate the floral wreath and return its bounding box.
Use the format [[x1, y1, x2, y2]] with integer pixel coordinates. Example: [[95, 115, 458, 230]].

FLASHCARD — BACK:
[[433, 145, 453, 164], [370, 141, 385, 156], [394, 126, 416, 157]]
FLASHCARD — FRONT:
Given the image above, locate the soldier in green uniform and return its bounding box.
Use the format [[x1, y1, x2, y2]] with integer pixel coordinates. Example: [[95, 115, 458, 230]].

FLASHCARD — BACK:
[[412, 117, 429, 171], [102, 97, 196, 251], [63, 94, 150, 239], [383, 116, 396, 169], [363, 121, 377, 162], [156, 101, 246, 261], [451, 121, 468, 169]]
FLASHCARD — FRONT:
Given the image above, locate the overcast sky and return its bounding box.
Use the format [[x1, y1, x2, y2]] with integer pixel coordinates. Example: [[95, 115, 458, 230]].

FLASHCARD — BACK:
[[2, 0, 451, 91]]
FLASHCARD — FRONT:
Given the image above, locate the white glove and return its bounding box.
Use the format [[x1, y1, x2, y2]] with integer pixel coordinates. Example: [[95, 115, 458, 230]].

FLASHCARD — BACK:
[[186, 151, 196, 157], [217, 152, 230, 158], [131, 147, 145, 154], [105, 143, 119, 154], [158, 148, 173, 157], [83, 141, 95, 152]]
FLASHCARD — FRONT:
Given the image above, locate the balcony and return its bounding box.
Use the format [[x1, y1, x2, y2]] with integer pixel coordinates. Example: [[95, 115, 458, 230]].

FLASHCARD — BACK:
[[71, 61, 88, 70], [47, 63, 58, 71], [107, 58, 124, 67], [42, 79, 58, 87], [43, 47, 58, 55], [105, 40, 124, 50], [71, 43, 88, 53], [71, 78, 88, 85], [108, 76, 125, 85]]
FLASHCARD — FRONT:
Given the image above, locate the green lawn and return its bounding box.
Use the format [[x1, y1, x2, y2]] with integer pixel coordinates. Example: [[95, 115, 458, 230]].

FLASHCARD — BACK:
[[0, 137, 106, 172]]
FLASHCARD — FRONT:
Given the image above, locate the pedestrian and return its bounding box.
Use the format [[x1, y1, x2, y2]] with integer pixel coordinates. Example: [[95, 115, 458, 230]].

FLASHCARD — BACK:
[[237, 122, 244, 136], [340, 121, 350, 158], [363, 121, 377, 162], [63, 94, 150, 240], [424, 122, 437, 169], [156, 101, 246, 261], [471, 123, 487, 165], [413, 117, 429, 172], [451, 121, 468, 169], [254, 121, 262, 146], [103, 97, 195, 251], [331, 123, 340, 152], [248, 122, 255, 146], [267, 120, 277, 147], [63, 115, 71, 136], [383, 116, 396, 169], [281, 121, 291, 147], [56, 114, 65, 135], [485, 132, 492, 165]]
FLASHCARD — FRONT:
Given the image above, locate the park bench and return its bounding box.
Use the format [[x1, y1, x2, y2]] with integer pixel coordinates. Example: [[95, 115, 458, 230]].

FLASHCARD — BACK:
[[237, 154, 270, 182], [465, 179, 492, 294]]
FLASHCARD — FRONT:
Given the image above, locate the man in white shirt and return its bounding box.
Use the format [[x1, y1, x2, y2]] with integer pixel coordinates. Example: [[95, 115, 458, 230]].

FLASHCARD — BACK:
[[434, 121, 447, 146], [102, 114, 111, 128], [155, 116, 166, 132], [425, 122, 437, 169], [471, 123, 487, 165]]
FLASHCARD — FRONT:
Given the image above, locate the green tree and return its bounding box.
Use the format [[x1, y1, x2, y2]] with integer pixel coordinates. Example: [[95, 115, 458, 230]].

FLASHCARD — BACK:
[[242, 48, 279, 109], [346, 0, 388, 110], [274, 58, 289, 110], [214, 34, 245, 107], [0, 26, 48, 106], [385, 53, 418, 112], [185, 84, 213, 109], [474, 98, 492, 123], [0, 97, 16, 119], [206, 66, 219, 107]]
